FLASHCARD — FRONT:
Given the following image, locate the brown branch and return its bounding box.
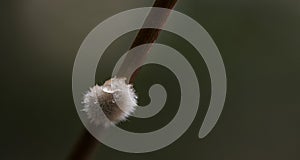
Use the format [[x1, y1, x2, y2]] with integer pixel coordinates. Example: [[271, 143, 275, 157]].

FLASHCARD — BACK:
[[117, 0, 178, 83], [68, 0, 177, 159], [67, 130, 98, 160]]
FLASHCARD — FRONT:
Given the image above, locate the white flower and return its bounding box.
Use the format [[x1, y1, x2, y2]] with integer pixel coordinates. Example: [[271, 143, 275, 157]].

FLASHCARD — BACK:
[[82, 77, 137, 127]]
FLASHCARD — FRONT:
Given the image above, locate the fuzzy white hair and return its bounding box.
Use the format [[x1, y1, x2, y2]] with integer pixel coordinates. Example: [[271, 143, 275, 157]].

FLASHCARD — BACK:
[[82, 77, 137, 127]]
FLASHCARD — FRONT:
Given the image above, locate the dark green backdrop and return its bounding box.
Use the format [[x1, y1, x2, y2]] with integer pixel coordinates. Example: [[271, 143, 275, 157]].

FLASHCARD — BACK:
[[1, 0, 299, 159]]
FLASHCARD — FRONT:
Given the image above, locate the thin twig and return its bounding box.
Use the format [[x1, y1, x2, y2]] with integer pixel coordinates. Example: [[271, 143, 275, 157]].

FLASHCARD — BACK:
[[117, 0, 178, 83], [68, 0, 177, 159], [68, 130, 98, 160]]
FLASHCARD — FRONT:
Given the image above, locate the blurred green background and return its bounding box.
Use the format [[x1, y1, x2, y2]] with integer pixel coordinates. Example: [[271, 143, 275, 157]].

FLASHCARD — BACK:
[[1, 0, 300, 159]]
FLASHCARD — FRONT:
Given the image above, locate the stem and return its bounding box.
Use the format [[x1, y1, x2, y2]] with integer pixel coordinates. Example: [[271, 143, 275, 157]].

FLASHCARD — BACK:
[[67, 130, 98, 160], [68, 0, 177, 159], [117, 0, 178, 83]]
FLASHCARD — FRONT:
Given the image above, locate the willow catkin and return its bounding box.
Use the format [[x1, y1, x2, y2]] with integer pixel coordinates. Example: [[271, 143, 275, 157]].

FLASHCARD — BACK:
[[82, 77, 137, 127]]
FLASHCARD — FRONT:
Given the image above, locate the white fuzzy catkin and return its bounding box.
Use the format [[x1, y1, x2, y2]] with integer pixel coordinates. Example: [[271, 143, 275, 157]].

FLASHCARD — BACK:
[[82, 77, 137, 127]]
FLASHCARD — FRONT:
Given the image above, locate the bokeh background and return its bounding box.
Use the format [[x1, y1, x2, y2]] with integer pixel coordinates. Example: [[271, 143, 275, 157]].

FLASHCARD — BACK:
[[1, 0, 300, 159]]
